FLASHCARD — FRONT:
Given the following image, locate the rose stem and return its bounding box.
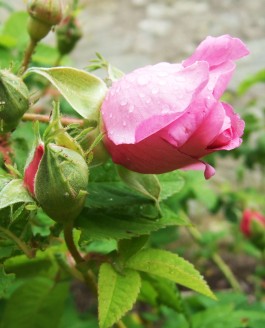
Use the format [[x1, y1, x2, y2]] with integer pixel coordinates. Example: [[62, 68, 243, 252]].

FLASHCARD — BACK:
[[63, 221, 84, 264], [20, 39, 38, 75], [0, 226, 34, 259], [22, 113, 84, 126], [63, 221, 98, 295], [188, 226, 242, 292]]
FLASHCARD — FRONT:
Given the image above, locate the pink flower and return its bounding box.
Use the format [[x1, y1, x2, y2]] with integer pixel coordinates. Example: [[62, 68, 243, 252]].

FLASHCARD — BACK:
[[101, 35, 249, 178], [240, 209, 265, 237]]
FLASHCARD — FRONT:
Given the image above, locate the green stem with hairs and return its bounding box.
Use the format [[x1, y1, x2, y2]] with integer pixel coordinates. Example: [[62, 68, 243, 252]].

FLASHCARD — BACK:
[[63, 221, 84, 264], [63, 221, 98, 295], [20, 39, 38, 75], [0, 226, 34, 258]]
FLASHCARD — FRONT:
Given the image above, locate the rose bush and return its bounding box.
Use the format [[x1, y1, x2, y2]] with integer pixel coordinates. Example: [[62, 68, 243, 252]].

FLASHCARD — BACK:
[[101, 35, 249, 178]]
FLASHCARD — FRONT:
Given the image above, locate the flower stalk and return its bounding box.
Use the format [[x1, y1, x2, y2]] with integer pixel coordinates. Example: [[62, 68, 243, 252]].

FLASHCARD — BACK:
[[0, 226, 34, 259]]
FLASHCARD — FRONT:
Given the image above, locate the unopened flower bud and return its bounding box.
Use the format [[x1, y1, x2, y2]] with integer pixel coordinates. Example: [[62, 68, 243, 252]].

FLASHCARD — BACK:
[[56, 16, 82, 55], [240, 209, 265, 249], [27, 0, 63, 42], [24, 143, 88, 223], [0, 70, 29, 133]]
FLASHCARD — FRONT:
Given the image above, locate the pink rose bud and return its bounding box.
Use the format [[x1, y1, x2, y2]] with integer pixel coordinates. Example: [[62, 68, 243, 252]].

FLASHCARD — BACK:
[[240, 209, 265, 237], [24, 143, 88, 223], [101, 35, 249, 179]]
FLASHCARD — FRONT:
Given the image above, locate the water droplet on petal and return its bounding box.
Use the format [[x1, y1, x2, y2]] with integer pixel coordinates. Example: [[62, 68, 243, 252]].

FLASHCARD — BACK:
[[161, 105, 170, 114], [129, 105, 134, 113], [178, 93, 184, 99], [159, 79, 166, 86], [109, 113, 113, 118], [145, 97, 151, 104], [151, 87, 159, 94], [137, 75, 149, 86], [123, 121, 127, 127], [120, 99, 127, 106], [157, 71, 168, 77]]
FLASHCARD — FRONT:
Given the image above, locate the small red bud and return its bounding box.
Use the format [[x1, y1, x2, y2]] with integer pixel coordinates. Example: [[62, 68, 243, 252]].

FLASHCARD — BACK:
[[240, 209, 265, 237]]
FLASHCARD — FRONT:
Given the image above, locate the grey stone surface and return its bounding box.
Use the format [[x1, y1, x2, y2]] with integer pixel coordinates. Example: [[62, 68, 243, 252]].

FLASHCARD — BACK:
[[72, 0, 265, 77]]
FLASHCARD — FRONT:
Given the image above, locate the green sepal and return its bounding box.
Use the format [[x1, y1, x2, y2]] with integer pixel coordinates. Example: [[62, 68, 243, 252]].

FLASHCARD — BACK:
[[43, 101, 84, 156]]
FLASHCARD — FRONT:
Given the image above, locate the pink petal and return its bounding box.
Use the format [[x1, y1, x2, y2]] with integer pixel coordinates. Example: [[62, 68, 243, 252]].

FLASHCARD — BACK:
[[101, 61, 209, 145], [207, 61, 236, 99], [24, 144, 44, 196], [180, 161, 215, 179], [161, 94, 225, 157], [208, 102, 245, 150], [104, 132, 201, 174], [183, 35, 249, 68]]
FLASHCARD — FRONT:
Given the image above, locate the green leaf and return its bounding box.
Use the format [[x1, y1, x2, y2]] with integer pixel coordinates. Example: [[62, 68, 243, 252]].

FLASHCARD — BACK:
[[85, 182, 153, 209], [0, 34, 17, 48], [10, 121, 36, 173], [26, 67, 108, 119], [1, 277, 69, 328], [0, 265, 15, 298], [32, 44, 62, 66], [78, 204, 188, 242], [238, 69, 265, 95], [0, 48, 12, 68], [98, 263, 141, 328], [139, 279, 158, 307], [2, 11, 28, 47], [118, 235, 149, 261], [145, 275, 183, 312], [158, 171, 185, 200], [118, 166, 161, 204], [0, 179, 34, 209], [125, 248, 216, 300], [191, 304, 265, 328]]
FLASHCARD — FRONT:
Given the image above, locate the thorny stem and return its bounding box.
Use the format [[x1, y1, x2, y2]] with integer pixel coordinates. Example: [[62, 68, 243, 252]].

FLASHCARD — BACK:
[[20, 39, 38, 74], [0, 226, 34, 259], [22, 113, 85, 126], [63, 221, 98, 295], [188, 226, 242, 292]]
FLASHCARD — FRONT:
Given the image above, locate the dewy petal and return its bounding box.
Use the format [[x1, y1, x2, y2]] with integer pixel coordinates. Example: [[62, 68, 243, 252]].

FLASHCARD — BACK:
[[104, 132, 201, 174], [101, 61, 209, 145], [135, 61, 209, 142], [208, 102, 245, 150], [207, 61, 235, 99], [183, 35, 250, 68], [161, 94, 225, 157]]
